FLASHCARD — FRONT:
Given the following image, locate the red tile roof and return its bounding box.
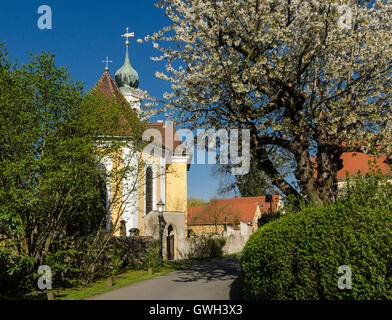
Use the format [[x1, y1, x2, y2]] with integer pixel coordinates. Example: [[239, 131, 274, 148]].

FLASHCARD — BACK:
[[311, 152, 390, 179], [95, 70, 128, 104], [212, 195, 280, 205], [187, 196, 280, 225], [337, 152, 390, 179]]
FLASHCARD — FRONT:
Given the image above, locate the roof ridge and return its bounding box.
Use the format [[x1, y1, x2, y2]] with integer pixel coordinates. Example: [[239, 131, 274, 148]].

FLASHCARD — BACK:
[[95, 70, 129, 105]]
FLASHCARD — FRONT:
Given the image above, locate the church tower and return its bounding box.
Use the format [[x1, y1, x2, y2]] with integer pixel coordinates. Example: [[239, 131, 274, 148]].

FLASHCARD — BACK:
[[93, 28, 191, 260], [114, 28, 143, 113]]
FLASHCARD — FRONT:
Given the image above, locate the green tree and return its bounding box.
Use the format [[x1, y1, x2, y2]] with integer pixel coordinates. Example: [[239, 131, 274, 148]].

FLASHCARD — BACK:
[[187, 197, 208, 207], [0, 43, 144, 288], [212, 156, 274, 197]]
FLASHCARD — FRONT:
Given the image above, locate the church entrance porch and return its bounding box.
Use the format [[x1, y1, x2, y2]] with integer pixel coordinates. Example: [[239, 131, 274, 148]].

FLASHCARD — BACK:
[[144, 211, 187, 260]]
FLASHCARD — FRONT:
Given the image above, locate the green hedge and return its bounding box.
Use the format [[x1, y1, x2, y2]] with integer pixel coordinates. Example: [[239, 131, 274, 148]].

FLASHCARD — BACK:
[[241, 174, 392, 300]]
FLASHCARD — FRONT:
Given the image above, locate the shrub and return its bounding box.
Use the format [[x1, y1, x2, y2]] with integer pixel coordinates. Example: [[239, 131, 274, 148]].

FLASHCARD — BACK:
[[186, 234, 210, 259], [207, 237, 226, 259], [241, 173, 392, 300], [0, 246, 36, 293], [145, 241, 162, 273]]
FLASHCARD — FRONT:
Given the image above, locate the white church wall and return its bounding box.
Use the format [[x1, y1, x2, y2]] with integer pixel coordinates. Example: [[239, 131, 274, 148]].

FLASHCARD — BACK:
[[100, 156, 112, 233]]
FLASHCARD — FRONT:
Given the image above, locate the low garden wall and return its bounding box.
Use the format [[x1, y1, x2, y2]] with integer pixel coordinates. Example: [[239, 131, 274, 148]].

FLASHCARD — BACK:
[[0, 234, 160, 293]]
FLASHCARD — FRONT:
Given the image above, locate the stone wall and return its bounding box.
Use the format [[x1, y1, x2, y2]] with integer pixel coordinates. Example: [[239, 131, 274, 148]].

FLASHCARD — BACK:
[[103, 236, 158, 270], [49, 234, 159, 277], [222, 222, 253, 255], [188, 224, 226, 235], [183, 223, 253, 257], [222, 232, 249, 255]]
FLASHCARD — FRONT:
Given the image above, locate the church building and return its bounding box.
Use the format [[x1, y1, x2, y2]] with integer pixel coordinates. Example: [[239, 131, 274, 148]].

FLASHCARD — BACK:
[[94, 29, 192, 260]]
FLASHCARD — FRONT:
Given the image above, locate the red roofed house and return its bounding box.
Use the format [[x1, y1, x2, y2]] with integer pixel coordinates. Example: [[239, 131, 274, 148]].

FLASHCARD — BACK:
[[312, 151, 391, 191], [336, 152, 390, 189], [187, 195, 283, 235]]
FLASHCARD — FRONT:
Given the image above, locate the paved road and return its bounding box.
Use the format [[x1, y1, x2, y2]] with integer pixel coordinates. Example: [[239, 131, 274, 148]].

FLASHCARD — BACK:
[[88, 255, 241, 300]]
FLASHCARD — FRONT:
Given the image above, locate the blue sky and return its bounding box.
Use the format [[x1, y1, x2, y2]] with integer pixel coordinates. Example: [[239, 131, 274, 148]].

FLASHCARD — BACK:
[[0, 0, 235, 201]]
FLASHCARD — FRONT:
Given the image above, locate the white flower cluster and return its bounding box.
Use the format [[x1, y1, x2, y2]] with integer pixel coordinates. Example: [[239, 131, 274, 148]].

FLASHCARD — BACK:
[[146, 0, 392, 195]]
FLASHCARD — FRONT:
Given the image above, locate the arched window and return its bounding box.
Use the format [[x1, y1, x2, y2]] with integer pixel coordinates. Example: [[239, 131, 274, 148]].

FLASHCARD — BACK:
[[145, 167, 153, 214]]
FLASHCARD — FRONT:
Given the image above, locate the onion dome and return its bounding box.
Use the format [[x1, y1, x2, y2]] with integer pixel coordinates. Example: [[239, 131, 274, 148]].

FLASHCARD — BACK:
[[115, 42, 139, 89]]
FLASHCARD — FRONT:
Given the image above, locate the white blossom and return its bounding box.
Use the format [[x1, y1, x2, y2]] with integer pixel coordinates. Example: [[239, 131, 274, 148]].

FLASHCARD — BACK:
[[147, 0, 392, 201]]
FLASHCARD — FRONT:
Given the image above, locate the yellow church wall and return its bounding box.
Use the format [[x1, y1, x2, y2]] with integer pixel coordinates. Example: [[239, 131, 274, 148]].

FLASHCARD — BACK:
[[137, 152, 164, 235], [97, 145, 189, 237], [107, 148, 124, 237], [166, 162, 187, 215], [137, 159, 145, 235]]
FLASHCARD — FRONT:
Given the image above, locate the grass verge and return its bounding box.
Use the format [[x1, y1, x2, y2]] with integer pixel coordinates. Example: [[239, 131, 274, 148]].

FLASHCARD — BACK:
[[22, 260, 190, 300]]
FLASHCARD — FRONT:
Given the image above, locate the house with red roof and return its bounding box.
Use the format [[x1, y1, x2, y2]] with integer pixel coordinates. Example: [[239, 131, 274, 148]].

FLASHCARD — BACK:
[[187, 195, 282, 235], [311, 151, 391, 190], [336, 152, 390, 188]]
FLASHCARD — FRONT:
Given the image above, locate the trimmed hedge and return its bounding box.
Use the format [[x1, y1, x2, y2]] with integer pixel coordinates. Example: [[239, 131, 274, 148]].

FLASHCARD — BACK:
[[241, 174, 392, 300]]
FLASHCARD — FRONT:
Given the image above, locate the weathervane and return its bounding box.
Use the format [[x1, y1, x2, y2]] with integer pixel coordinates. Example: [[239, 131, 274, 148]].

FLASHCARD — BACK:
[[101, 56, 113, 71], [122, 27, 134, 46]]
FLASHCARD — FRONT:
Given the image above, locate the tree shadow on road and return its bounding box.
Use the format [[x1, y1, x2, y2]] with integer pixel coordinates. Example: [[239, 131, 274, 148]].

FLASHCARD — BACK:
[[172, 256, 242, 299]]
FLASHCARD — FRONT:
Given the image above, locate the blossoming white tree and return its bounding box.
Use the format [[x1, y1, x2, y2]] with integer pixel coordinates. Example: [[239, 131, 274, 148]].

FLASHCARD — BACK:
[[147, 0, 392, 203]]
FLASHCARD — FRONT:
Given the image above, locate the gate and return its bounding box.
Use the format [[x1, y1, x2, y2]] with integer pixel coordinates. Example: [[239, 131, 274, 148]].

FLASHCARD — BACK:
[[167, 226, 175, 260]]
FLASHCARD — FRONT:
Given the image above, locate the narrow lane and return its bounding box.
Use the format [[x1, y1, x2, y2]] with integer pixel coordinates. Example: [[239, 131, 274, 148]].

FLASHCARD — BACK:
[[88, 255, 241, 300]]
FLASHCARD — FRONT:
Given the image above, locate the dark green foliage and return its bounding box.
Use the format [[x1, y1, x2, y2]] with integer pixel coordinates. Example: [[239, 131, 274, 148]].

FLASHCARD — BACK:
[[207, 237, 226, 259], [145, 241, 162, 273], [257, 210, 282, 228], [187, 198, 208, 207], [241, 172, 392, 300], [212, 156, 273, 197]]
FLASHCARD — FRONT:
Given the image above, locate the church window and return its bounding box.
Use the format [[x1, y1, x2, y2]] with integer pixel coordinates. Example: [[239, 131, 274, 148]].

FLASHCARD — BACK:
[[146, 167, 153, 214]]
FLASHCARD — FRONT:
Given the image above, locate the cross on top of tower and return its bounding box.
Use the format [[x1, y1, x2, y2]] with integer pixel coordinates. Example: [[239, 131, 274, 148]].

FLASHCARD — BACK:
[[101, 56, 113, 71], [121, 27, 134, 46]]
